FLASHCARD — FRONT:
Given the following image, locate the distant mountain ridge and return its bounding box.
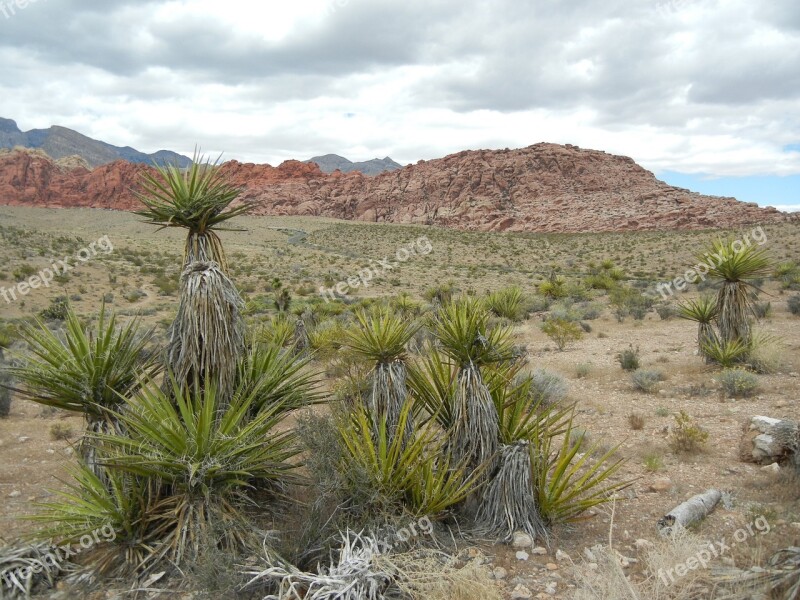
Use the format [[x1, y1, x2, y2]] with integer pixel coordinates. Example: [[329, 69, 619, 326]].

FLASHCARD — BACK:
[[0, 118, 191, 168], [305, 153, 402, 175]]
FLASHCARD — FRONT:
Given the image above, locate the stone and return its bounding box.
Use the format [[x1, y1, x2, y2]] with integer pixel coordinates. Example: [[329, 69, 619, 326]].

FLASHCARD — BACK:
[[546, 562, 559, 571], [555, 549, 570, 562], [545, 581, 558, 595], [761, 462, 781, 474], [516, 551, 530, 561], [510, 584, 533, 600], [8, 490, 21, 498], [512, 531, 534, 548], [492, 566, 507, 580], [650, 477, 673, 492], [532, 546, 548, 555], [634, 538, 654, 551]]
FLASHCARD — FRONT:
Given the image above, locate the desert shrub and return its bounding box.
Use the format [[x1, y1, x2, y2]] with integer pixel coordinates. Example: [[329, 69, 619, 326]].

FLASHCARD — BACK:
[[752, 301, 772, 319], [541, 318, 583, 351], [616, 345, 640, 371], [49, 423, 74, 440], [529, 368, 568, 405], [610, 287, 652, 322], [575, 363, 591, 379], [631, 369, 664, 393], [539, 273, 566, 299], [423, 281, 456, 305], [152, 273, 178, 296], [655, 304, 675, 320], [642, 451, 664, 472], [13, 263, 37, 281], [669, 411, 709, 454], [627, 413, 646, 430], [747, 330, 785, 374], [39, 296, 70, 321], [788, 295, 800, 316], [701, 337, 749, 368], [717, 368, 759, 398]]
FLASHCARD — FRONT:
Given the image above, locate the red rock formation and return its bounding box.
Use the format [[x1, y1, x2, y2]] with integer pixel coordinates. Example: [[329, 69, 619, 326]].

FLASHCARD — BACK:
[[0, 144, 789, 233]]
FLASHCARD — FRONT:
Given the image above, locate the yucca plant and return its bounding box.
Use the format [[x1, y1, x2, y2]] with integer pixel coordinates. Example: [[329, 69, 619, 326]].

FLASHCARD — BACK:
[[5, 305, 158, 474], [166, 261, 245, 409], [430, 298, 511, 479], [237, 341, 321, 415], [338, 399, 483, 517], [677, 296, 719, 361], [90, 374, 301, 568], [486, 286, 525, 321], [135, 153, 249, 272], [343, 308, 419, 445], [535, 417, 632, 525], [700, 238, 771, 347], [700, 337, 750, 368], [407, 348, 458, 430]]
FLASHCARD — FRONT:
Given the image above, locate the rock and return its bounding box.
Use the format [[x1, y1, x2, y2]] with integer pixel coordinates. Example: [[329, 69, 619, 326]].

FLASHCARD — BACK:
[[0, 145, 788, 233], [510, 584, 533, 600], [650, 477, 673, 493], [512, 531, 534, 548], [546, 562, 559, 571], [545, 581, 558, 595], [8, 490, 21, 498], [532, 546, 548, 555], [790, 522, 800, 530], [555, 549, 570, 562], [761, 462, 781, 474], [516, 551, 530, 561], [492, 566, 507, 580], [18, 436, 30, 443]]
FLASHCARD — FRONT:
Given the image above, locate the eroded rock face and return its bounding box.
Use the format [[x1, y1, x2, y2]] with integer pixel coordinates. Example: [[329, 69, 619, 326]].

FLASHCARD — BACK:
[[0, 144, 789, 233]]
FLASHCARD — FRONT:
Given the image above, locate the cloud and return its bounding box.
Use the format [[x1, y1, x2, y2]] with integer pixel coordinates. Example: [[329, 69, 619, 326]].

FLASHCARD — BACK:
[[0, 0, 798, 190]]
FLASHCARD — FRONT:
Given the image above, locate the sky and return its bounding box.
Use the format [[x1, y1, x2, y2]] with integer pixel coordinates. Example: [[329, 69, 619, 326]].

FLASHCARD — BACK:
[[1, 0, 799, 211]]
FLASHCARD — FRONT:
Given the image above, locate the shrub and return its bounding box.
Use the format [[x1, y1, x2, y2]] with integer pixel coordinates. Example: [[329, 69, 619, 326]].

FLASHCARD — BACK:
[[616, 345, 640, 371], [701, 338, 749, 368], [49, 423, 74, 441], [529, 369, 568, 405], [717, 368, 759, 398], [655, 304, 675, 320], [152, 274, 178, 296], [642, 451, 664, 472], [39, 296, 70, 321], [13, 263, 37, 281], [747, 330, 785, 374], [486, 286, 525, 321], [575, 362, 592, 379], [631, 369, 664, 393], [752, 301, 772, 319], [541, 318, 583, 351], [628, 413, 646, 430], [669, 411, 708, 454], [788, 295, 800, 316]]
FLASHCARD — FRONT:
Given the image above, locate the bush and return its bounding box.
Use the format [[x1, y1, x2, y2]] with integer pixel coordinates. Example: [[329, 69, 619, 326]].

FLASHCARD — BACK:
[[717, 368, 759, 398], [655, 304, 675, 320], [669, 411, 708, 454], [631, 369, 664, 393], [152, 274, 178, 296], [541, 318, 583, 351], [747, 330, 785, 374], [628, 413, 646, 430], [486, 286, 525, 321], [49, 423, 74, 440], [788, 295, 800, 316], [575, 362, 592, 379], [529, 369, 568, 405], [39, 296, 69, 321], [752, 301, 772, 319], [616, 346, 640, 371]]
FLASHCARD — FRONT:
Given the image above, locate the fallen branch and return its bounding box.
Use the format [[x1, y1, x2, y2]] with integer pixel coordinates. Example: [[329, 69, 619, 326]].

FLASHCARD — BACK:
[[657, 489, 721, 536]]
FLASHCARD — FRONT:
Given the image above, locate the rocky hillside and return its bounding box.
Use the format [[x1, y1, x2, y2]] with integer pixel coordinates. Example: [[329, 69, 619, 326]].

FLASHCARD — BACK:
[[305, 154, 402, 175], [0, 144, 788, 233], [0, 118, 191, 168]]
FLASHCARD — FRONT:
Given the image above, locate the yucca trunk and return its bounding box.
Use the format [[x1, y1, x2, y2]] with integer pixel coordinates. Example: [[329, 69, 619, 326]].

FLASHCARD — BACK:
[[293, 319, 309, 354], [166, 261, 244, 409], [450, 362, 499, 481], [476, 441, 547, 543], [717, 281, 751, 346], [81, 414, 124, 483], [370, 361, 412, 446], [184, 230, 228, 272]]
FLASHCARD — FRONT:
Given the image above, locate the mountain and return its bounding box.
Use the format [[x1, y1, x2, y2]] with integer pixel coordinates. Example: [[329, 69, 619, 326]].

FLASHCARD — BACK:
[[0, 143, 789, 233], [305, 153, 402, 175], [0, 118, 191, 168]]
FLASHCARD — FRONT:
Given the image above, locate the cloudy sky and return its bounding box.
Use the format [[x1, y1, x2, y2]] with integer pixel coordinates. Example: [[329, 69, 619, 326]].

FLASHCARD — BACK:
[[1, 0, 799, 210]]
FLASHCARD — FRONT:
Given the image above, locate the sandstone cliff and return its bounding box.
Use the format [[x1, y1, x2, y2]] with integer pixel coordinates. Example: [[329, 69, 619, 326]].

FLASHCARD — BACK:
[[0, 144, 788, 233]]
